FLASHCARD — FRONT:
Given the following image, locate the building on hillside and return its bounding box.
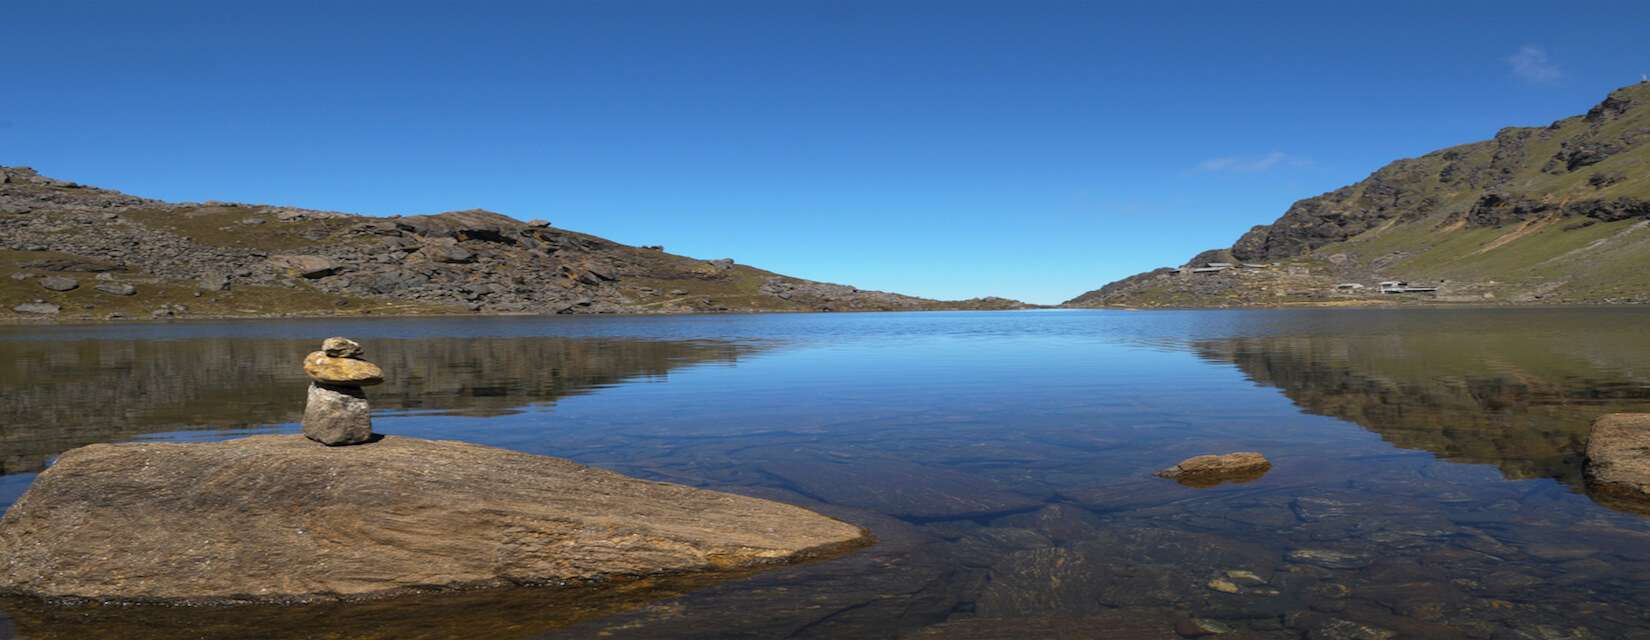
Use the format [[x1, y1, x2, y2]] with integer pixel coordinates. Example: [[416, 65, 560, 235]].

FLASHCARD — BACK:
[[1379, 281, 1439, 294]]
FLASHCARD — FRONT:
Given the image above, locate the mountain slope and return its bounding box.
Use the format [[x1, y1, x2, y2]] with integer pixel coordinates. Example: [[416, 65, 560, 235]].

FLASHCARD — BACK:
[[0, 169, 1028, 320], [1066, 81, 1650, 307]]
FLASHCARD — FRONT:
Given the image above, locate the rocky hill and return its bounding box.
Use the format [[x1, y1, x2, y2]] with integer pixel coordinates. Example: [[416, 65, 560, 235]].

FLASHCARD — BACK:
[[1067, 81, 1650, 307], [0, 169, 1029, 320]]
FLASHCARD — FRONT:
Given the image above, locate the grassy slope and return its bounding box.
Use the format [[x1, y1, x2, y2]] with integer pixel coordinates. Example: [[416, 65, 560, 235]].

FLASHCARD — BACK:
[[1069, 82, 1650, 306]]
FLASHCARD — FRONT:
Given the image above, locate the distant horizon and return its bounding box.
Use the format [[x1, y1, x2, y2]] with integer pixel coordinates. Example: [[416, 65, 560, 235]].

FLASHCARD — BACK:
[[4, 1, 1648, 304]]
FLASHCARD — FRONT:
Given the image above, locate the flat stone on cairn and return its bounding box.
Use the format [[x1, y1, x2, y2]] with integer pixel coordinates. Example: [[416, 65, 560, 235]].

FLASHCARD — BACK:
[[302, 337, 383, 446]]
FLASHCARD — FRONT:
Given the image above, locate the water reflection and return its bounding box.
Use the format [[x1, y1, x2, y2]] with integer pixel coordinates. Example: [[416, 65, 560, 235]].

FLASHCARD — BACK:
[[0, 336, 756, 474], [1192, 326, 1650, 491]]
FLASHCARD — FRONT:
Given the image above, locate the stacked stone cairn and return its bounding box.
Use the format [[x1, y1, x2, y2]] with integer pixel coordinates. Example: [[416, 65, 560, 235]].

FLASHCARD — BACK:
[[301, 337, 384, 446]]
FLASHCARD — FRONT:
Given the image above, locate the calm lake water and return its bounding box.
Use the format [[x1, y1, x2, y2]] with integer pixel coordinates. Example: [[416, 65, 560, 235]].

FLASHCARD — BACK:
[[3, 308, 1650, 639]]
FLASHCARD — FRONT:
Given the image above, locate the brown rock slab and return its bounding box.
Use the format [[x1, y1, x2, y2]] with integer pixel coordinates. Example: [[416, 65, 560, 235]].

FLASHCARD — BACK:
[[302, 351, 384, 386], [1154, 452, 1271, 487], [1585, 413, 1650, 512], [302, 382, 373, 445], [0, 435, 868, 603]]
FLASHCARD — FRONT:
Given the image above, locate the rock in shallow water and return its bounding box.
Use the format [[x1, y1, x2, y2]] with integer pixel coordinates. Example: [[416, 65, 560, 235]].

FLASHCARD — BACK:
[[0, 435, 868, 603], [302, 351, 383, 386], [302, 383, 373, 445], [1585, 413, 1650, 512], [1154, 451, 1271, 487]]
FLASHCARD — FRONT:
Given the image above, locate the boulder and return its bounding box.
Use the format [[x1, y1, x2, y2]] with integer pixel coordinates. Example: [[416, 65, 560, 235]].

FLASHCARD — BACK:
[[302, 351, 384, 386], [1585, 413, 1650, 511], [38, 276, 78, 292], [421, 244, 475, 264], [1154, 452, 1271, 487], [301, 383, 374, 445], [94, 282, 137, 296], [197, 271, 230, 291], [266, 255, 338, 279], [11, 302, 60, 315], [0, 435, 869, 602]]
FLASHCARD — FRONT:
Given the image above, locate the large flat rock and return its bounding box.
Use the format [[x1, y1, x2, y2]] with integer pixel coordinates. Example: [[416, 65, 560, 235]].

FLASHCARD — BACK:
[[1586, 413, 1650, 511], [0, 435, 868, 603]]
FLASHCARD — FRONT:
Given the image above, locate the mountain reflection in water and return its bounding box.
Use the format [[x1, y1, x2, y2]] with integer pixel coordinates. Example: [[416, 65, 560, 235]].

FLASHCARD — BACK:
[[1193, 322, 1650, 491], [0, 335, 756, 474]]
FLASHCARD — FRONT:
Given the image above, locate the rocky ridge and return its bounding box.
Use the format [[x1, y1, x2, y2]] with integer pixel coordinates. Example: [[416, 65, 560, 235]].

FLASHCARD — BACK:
[[0, 167, 1030, 320], [1067, 81, 1650, 307]]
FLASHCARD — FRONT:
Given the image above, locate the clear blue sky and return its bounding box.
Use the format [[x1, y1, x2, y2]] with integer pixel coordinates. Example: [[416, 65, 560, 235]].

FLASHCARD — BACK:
[[3, 1, 1647, 304]]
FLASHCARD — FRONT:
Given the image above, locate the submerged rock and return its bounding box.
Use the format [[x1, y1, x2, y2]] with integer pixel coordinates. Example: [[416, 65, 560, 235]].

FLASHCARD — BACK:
[[0, 435, 868, 603], [1585, 413, 1650, 511], [1286, 549, 1371, 570], [302, 383, 373, 445], [302, 351, 384, 386], [1154, 451, 1271, 487]]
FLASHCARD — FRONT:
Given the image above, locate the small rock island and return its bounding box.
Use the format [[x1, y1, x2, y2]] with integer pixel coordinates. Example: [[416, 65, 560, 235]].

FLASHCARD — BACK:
[[1585, 413, 1650, 513], [1155, 451, 1271, 487], [0, 338, 869, 604]]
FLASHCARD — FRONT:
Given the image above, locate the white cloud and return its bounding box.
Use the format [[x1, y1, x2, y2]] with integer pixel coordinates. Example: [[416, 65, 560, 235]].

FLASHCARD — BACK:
[[1194, 151, 1309, 174], [1508, 45, 1561, 83]]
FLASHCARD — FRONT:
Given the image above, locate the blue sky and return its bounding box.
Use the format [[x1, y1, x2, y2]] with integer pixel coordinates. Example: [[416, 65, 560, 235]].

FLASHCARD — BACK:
[[3, 1, 1647, 304]]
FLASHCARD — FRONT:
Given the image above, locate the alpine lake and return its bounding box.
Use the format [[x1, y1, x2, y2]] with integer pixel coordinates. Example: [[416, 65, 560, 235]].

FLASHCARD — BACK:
[[2, 308, 1649, 639]]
